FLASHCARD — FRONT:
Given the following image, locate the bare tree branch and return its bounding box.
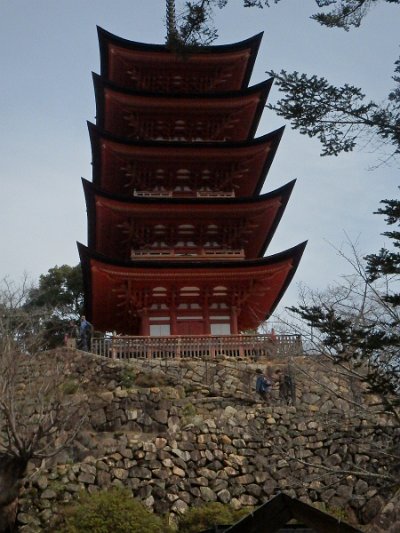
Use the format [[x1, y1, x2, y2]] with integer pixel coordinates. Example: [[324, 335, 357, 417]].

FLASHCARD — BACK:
[[0, 277, 88, 530]]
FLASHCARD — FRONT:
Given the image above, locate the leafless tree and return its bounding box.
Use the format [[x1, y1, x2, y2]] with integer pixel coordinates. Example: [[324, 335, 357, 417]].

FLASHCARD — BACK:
[[0, 277, 87, 532], [259, 241, 400, 511], [270, 238, 399, 416]]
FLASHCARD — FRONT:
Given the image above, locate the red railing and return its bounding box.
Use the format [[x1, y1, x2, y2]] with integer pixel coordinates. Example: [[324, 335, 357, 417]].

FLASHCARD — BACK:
[[130, 248, 245, 260], [133, 190, 235, 198], [91, 333, 302, 360]]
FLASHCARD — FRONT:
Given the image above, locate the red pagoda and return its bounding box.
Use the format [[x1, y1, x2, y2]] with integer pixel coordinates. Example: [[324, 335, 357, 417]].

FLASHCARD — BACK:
[[78, 26, 306, 337]]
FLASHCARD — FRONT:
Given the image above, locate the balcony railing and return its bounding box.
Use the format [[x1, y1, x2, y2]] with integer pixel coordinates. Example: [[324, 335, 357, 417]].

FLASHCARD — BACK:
[[130, 248, 245, 260], [91, 333, 303, 360], [133, 190, 235, 198], [197, 191, 235, 198], [133, 190, 172, 198]]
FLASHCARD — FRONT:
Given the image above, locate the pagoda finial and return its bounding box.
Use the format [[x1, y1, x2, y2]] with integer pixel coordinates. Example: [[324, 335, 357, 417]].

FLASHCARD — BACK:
[[166, 0, 178, 44]]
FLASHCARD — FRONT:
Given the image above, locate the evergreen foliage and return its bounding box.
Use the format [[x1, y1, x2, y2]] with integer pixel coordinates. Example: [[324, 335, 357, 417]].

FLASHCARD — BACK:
[[25, 264, 83, 318], [178, 0, 400, 161], [366, 195, 400, 287], [180, 1, 400, 38], [267, 70, 400, 157], [62, 488, 170, 533], [24, 264, 83, 348], [288, 196, 400, 412], [310, 0, 400, 31], [175, 0, 219, 45], [177, 502, 249, 532]]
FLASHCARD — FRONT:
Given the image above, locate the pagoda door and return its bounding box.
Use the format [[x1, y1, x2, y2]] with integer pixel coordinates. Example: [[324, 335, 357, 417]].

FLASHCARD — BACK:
[[176, 320, 204, 335]]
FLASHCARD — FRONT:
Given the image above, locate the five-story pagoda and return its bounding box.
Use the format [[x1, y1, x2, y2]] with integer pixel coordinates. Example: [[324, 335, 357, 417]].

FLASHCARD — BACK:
[[79, 14, 306, 338]]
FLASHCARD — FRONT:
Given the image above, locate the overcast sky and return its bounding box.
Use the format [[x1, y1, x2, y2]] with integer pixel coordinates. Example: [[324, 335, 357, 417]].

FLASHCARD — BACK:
[[0, 0, 398, 311]]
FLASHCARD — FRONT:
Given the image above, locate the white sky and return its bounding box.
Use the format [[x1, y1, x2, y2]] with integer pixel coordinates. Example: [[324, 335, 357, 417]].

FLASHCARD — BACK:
[[0, 0, 398, 311]]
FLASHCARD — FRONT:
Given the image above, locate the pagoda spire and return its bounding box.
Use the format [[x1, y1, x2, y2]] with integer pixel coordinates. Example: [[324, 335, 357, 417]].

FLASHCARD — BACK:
[[166, 0, 178, 44]]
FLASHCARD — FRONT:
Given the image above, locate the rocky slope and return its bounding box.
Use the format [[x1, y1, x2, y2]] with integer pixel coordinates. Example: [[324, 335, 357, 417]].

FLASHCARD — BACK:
[[13, 349, 399, 531]]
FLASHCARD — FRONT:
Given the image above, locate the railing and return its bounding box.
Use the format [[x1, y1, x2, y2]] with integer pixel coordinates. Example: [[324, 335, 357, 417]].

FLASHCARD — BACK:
[[133, 190, 172, 198], [91, 334, 303, 360], [133, 190, 235, 198], [197, 191, 235, 198], [130, 248, 245, 260]]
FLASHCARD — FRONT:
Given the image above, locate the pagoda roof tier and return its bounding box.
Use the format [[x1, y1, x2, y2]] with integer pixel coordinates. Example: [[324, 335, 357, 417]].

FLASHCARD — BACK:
[[78, 242, 306, 334], [89, 123, 284, 198], [94, 74, 272, 142], [83, 179, 295, 261], [98, 26, 262, 94]]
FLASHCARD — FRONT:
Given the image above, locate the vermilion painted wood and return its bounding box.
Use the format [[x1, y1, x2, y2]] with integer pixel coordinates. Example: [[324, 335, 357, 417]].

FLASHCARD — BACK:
[[79, 30, 306, 335]]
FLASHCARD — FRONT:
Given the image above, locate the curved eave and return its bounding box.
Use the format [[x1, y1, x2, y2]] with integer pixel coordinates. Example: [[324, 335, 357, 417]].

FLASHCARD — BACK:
[[83, 178, 295, 257], [93, 71, 272, 102], [98, 26, 263, 89], [83, 177, 294, 206], [78, 241, 306, 325], [88, 121, 284, 150], [262, 241, 306, 319], [79, 241, 306, 271], [88, 122, 284, 196], [93, 74, 272, 141]]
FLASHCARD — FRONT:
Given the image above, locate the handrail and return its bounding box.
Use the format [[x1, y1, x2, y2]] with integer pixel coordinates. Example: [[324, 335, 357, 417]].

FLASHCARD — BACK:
[[132, 190, 235, 198], [197, 191, 235, 197], [133, 190, 172, 197], [130, 248, 245, 260], [91, 333, 303, 360]]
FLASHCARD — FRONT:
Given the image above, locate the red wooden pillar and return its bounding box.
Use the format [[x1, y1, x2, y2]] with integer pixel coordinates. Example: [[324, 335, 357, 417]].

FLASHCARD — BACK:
[[170, 290, 180, 357], [170, 289, 178, 335], [141, 308, 152, 358], [231, 306, 242, 357], [203, 289, 212, 357], [203, 289, 210, 334], [230, 306, 238, 334], [140, 308, 150, 335]]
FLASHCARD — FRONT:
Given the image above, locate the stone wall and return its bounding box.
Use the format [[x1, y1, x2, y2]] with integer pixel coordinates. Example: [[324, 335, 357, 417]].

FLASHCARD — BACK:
[[16, 350, 399, 531]]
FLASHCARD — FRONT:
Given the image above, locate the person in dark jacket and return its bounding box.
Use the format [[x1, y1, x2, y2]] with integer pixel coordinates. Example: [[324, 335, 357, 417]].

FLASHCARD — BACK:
[[277, 368, 296, 405], [255, 368, 272, 401], [79, 315, 93, 351]]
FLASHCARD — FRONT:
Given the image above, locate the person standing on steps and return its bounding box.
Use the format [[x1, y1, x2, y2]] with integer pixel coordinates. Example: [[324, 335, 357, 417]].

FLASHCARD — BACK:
[[255, 368, 272, 402], [277, 368, 296, 405], [79, 315, 93, 352]]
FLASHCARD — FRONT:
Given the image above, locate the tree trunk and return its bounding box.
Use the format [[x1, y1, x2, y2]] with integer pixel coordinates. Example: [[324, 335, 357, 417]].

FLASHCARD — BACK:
[[0, 455, 27, 532]]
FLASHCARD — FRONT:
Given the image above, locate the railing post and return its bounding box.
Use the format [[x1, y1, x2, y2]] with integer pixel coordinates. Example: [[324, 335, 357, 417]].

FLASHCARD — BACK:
[[211, 337, 216, 359], [146, 338, 151, 359], [111, 338, 117, 360], [238, 335, 244, 358]]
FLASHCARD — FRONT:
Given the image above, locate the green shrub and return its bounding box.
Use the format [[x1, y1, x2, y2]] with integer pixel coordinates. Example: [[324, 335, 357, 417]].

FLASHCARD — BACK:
[[119, 368, 136, 388], [61, 488, 171, 533], [313, 502, 349, 521], [62, 379, 79, 395], [177, 502, 249, 533], [182, 402, 196, 418]]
